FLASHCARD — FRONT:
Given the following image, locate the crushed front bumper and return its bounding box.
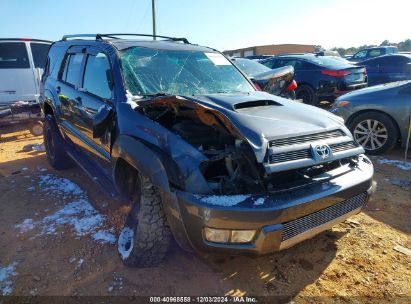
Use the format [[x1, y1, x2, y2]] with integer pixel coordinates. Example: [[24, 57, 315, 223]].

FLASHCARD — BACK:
[[162, 155, 375, 255]]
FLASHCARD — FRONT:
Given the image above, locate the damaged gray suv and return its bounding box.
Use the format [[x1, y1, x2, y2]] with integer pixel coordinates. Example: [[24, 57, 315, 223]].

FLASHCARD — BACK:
[[40, 34, 375, 267]]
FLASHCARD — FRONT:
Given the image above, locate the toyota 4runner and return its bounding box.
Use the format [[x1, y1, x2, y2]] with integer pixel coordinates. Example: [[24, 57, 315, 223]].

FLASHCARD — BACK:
[[40, 34, 375, 267]]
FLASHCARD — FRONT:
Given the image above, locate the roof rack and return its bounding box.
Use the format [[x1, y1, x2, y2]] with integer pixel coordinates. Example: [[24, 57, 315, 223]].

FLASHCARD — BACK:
[[61, 33, 190, 44], [0, 38, 52, 43]]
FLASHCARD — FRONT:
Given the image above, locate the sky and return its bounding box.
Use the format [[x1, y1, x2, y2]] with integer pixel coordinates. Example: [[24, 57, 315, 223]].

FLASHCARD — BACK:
[[0, 0, 410, 51]]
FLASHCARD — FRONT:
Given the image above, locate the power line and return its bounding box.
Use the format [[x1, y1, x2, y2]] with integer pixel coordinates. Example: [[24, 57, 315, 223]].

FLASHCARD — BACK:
[[135, 0, 151, 33]]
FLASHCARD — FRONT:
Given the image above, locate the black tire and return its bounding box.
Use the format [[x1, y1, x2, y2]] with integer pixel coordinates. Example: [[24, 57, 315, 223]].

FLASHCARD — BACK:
[[296, 84, 318, 106], [43, 114, 74, 170], [28, 121, 43, 136], [348, 111, 398, 155], [118, 173, 172, 267]]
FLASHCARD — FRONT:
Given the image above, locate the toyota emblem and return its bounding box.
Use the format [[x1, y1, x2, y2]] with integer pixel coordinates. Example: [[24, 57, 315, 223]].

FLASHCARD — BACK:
[[315, 144, 331, 159]]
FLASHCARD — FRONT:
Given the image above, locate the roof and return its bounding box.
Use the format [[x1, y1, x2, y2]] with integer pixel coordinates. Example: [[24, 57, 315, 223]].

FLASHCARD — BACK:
[[57, 33, 217, 52], [361, 53, 411, 62], [368, 46, 398, 49], [275, 53, 318, 58], [108, 39, 215, 52]]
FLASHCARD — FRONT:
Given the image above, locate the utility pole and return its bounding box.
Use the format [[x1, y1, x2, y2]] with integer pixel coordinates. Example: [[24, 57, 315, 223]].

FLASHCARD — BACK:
[[152, 0, 156, 40]]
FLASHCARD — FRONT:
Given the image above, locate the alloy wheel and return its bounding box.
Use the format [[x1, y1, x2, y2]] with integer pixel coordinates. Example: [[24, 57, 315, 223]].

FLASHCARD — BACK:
[[353, 119, 388, 151]]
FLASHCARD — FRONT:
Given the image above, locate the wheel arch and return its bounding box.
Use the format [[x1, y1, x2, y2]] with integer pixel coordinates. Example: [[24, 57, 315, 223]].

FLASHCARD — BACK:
[[295, 82, 315, 91], [43, 101, 54, 117], [111, 135, 171, 196], [111, 134, 194, 252]]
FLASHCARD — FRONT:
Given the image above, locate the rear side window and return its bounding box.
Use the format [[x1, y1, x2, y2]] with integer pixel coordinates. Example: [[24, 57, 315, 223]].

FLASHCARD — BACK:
[[0, 42, 30, 69], [368, 49, 382, 58], [61, 53, 85, 86], [277, 59, 314, 70], [278, 59, 300, 68], [30, 43, 50, 68], [353, 50, 367, 60], [82, 53, 112, 99], [261, 59, 276, 69]]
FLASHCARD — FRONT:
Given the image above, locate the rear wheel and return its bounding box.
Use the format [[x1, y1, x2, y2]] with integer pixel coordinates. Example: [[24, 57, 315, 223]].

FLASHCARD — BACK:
[[118, 173, 172, 267], [43, 114, 74, 170], [296, 84, 318, 106], [348, 112, 398, 155]]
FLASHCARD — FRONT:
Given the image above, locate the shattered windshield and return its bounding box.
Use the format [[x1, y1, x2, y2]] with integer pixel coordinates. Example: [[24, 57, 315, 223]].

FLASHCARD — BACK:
[[119, 47, 255, 96]]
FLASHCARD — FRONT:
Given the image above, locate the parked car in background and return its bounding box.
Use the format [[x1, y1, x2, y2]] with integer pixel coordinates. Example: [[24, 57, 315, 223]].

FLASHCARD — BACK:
[[231, 57, 297, 99], [261, 54, 367, 106], [330, 80, 411, 154], [348, 46, 398, 63], [0, 38, 51, 104], [315, 50, 341, 57], [0, 38, 51, 135], [358, 54, 411, 86]]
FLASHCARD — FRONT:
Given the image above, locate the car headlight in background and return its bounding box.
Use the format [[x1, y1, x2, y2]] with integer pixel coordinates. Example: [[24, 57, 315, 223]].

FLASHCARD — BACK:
[[204, 227, 256, 244]]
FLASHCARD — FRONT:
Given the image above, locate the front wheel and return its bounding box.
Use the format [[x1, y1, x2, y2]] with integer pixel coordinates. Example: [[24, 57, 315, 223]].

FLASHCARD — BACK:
[[348, 112, 398, 155], [118, 173, 172, 267]]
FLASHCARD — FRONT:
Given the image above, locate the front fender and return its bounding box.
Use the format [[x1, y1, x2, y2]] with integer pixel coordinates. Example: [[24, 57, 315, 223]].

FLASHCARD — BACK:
[[111, 135, 170, 193], [111, 135, 194, 252]]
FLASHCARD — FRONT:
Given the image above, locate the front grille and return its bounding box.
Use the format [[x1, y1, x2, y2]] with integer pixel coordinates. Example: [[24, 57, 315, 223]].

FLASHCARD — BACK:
[[270, 149, 311, 164], [330, 141, 358, 153], [269, 130, 345, 147], [268, 141, 358, 164], [281, 192, 367, 241]]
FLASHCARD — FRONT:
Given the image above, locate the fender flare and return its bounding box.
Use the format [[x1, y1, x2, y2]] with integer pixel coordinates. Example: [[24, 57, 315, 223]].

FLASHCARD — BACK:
[[111, 135, 194, 252], [111, 135, 170, 193]]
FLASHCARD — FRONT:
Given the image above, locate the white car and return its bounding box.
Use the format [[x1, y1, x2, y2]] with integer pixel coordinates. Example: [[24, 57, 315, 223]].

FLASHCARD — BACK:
[[0, 38, 51, 105]]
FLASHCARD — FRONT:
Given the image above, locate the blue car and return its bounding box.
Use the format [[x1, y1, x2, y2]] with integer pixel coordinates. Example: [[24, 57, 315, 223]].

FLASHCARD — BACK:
[[359, 54, 411, 86], [261, 54, 367, 106], [347, 46, 398, 63]]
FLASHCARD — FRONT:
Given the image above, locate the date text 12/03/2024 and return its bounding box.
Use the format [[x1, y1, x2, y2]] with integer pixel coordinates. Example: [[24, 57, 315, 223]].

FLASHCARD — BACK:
[[149, 296, 258, 303]]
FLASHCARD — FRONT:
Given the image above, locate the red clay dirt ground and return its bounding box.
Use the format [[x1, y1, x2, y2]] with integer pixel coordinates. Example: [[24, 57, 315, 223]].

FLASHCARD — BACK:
[[0, 125, 410, 303]]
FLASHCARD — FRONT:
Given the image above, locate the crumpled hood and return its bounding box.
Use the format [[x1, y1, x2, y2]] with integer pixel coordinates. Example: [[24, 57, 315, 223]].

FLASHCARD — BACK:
[[185, 91, 349, 162]]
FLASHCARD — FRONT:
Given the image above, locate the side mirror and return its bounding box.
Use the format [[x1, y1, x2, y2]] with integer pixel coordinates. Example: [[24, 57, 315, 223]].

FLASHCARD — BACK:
[[93, 104, 112, 138]]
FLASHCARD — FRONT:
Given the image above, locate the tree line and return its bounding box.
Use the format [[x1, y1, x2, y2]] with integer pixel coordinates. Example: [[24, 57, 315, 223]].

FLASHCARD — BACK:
[[320, 39, 411, 56]]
